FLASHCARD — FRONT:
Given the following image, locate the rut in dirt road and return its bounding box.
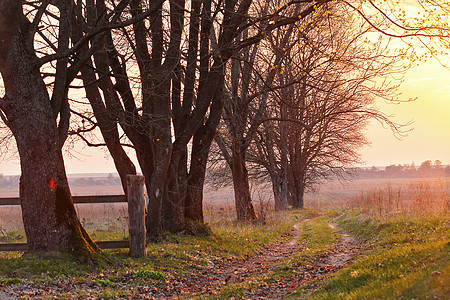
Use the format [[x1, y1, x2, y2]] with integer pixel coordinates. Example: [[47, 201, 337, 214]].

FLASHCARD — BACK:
[[247, 222, 362, 299], [157, 222, 306, 299], [158, 216, 361, 299]]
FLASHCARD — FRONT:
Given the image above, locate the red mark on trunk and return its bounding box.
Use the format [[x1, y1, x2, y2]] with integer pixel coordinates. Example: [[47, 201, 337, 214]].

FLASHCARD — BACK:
[[48, 177, 56, 191]]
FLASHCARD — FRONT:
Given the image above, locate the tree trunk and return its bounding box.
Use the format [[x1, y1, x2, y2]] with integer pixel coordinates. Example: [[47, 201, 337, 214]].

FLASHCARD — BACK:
[[185, 81, 224, 231], [162, 148, 187, 233], [231, 150, 257, 221], [292, 182, 305, 209], [0, 5, 99, 259], [271, 174, 288, 210], [145, 130, 172, 242], [289, 168, 305, 209], [184, 124, 215, 230], [185, 134, 208, 224]]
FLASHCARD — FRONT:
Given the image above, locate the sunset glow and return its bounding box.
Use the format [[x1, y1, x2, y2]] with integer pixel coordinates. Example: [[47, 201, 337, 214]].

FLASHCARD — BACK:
[[361, 58, 450, 167], [0, 59, 449, 175]]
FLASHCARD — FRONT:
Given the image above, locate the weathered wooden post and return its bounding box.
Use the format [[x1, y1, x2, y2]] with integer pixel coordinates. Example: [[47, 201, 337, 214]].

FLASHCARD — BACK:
[[126, 174, 146, 257]]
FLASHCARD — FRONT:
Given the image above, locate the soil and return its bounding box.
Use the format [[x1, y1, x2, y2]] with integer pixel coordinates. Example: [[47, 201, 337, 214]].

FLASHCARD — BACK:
[[246, 222, 362, 299], [0, 218, 362, 299], [141, 216, 362, 299]]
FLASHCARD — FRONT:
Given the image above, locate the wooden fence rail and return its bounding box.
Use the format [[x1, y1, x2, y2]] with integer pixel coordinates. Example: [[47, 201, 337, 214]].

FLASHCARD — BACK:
[[0, 175, 146, 257], [0, 195, 127, 206]]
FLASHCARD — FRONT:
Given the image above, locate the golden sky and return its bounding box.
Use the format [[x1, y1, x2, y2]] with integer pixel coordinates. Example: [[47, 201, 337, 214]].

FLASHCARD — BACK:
[[1, 57, 449, 175], [1, 1, 449, 175], [361, 58, 450, 167]]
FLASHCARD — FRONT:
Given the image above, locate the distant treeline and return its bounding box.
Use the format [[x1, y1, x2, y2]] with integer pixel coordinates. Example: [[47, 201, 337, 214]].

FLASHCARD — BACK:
[[351, 160, 449, 179], [0, 161, 448, 190]]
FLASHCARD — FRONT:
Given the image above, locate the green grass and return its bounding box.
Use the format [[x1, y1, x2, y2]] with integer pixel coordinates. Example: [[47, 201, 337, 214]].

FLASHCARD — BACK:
[[1, 209, 447, 299], [0, 209, 314, 298], [0, 230, 26, 243], [205, 211, 339, 299], [272, 213, 340, 282], [301, 211, 449, 299]]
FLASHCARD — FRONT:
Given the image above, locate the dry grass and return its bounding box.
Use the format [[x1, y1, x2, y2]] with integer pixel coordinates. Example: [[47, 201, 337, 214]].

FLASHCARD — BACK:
[[203, 183, 278, 225], [346, 178, 448, 218], [305, 178, 448, 216], [1, 178, 448, 237]]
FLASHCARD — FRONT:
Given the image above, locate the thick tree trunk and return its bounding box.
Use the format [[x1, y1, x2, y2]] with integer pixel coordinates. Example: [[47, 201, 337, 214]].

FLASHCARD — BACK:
[[271, 174, 288, 210], [184, 124, 216, 228], [185, 136, 208, 224], [0, 5, 99, 259], [162, 148, 187, 233], [16, 131, 100, 257], [289, 168, 305, 209], [185, 81, 224, 231], [145, 130, 172, 242], [231, 150, 257, 221], [292, 182, 305, 209]]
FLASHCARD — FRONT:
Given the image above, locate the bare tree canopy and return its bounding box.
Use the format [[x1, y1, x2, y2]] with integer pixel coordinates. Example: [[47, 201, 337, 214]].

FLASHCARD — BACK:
[[0, 0, 448, 257]]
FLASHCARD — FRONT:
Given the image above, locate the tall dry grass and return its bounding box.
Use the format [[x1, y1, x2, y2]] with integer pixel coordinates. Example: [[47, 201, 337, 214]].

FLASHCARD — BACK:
[[0, 203, 129, 242], [346, 179, 448, 218], [1, 179, 448, 239]]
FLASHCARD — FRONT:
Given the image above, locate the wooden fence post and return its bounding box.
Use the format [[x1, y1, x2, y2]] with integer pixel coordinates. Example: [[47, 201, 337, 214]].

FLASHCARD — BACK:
[[126, 174, 146, 257]]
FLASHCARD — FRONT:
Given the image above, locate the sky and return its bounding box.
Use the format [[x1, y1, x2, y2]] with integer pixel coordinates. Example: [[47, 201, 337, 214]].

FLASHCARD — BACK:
[[0, 1, 449, 175], [1, 57, 448, 175], [360, 58, 450, 167]]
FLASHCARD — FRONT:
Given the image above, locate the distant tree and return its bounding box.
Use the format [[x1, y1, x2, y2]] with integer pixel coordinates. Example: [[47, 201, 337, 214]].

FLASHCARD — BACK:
[[418, 160, 433, 177], [107, 173, 115, 184], [434, 160, 442, 169], [385, 165, 404, 178], [432, 160, 445, 177]]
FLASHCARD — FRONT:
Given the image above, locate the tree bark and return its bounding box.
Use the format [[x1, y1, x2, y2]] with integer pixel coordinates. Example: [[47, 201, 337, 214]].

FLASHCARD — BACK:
[[0, 4, 100, 259], [231, 149, 257, 221], [272, 174, 288, 211], [162, 148, 187, 233], [185, 132, 208, 224], [289, 167, 305, 209], [185, 78, 224, 227]]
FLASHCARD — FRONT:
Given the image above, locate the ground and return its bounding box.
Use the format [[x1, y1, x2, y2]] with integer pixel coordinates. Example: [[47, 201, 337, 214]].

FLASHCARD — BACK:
[[0, 213, 364, 299], [0, 179, 448, 299]]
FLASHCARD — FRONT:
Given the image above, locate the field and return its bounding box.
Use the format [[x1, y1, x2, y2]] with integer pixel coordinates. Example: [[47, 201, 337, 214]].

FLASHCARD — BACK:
[[0, 177, 448, 298]]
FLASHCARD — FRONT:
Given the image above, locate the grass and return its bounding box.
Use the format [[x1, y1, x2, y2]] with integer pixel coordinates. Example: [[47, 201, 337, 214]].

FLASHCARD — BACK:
[[0, 179, 448, 298], [274, 213, 341, 280], [0, 209, 448, 299], [299, 211, 449, 299], [345, 179, 448, 218], [0, 208, 314, 299], [205, 211, 340, 299]]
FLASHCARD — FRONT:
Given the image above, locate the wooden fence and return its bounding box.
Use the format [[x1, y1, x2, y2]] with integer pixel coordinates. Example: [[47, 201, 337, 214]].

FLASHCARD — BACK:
[[0, 175, 146, 257]]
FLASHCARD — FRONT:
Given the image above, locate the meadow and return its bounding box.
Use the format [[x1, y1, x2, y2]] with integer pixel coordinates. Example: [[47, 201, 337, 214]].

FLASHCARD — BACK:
[[0, 177, 448, 298]]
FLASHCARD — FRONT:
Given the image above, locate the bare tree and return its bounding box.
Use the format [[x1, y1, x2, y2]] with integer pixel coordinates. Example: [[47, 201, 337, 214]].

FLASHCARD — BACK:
[[0, 0, 160, 259], [72, 0, 329, 237], [250, 3, 407, 208], [208, 0, 448, 214], [0, 1, 103, 259], [214, 0, 317, 219]]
